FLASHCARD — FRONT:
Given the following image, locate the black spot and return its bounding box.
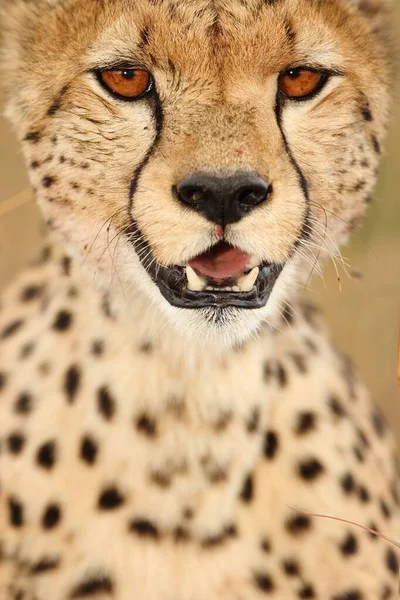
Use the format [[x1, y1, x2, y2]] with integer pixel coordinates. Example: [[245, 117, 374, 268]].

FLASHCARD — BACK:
[[358, 485, 370, 503], [36, 440, 56, 469], [14, 392, 33, 415], [254, 572, 275, 593], [97, 386, 115, 421], [98, 487, 125, 510], [80, 435, 98, 465], [340, 532, 358, 556], [9, 497, 24, 527], [332, 591, 363, 600], [7, 433, 25, 455], [264, 430, 279, 459], [372, 409, 387, 438], [276, 362, 288, 387], [201, 523, 236, 545], [386, 548, 399, 575], [341, 472, 355, 494], [1, 320, 24, 339], [42, 176, 56, 188], [286, 514, 312, 536], [42, 504, 61, 530], [70, 575, 114, 597], [30, 556, 60, 575], [213, 410, 232, 432], [64, 366, 81, 403], [21, 285, 42, 302], [61, 256, 72, 277], [282, 558, 300, 576], [150, 471, 171, 488], [263, 361, 274, 382], [353, 445, 365, 463], [183, 507, 194, 520], [380, 499, 391, 520], [246, 406, 260, 433], [31, 160, 40, 169], [368, 521, 380, 540], [261, 537, 272, 553], [20, 342, 35, 360], [372, 135, 381, 154], [298, 584, 316, 599], [53, 310, 73, 331], [380, 585, 393, 600], [328, 395, 347, 418], [295, 411, 316, 435], [91, 340, 105, 357], [129, 518, 159, 539], [289, 353, 307, 374], [24, 131, 42, 144], [173, 526, 191, 543], [362, 108, 373, 121], [240, 474, 254, 502], [297, 458, 324, 481], [136, 414, 157, 437], [356, 428, 370, 449], [139, 341, 153, 353], [0, 371, 6, 391]]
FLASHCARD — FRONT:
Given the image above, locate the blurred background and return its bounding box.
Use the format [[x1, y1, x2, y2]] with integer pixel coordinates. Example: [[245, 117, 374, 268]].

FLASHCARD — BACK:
[[0, 50, 399, 440]]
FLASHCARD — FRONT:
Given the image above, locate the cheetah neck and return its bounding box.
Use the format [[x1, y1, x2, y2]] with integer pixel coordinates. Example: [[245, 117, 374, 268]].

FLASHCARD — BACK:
[[43, 242, 279, 537]]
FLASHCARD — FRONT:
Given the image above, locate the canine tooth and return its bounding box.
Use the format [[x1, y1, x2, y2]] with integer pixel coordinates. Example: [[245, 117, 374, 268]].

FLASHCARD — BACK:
[[237, 267, 259, 292], [186, 266, 206, 291]]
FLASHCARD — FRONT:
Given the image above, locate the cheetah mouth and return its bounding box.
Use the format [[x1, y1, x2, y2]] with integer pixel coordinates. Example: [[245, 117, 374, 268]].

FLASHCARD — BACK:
[[128, 222, 283, 309]]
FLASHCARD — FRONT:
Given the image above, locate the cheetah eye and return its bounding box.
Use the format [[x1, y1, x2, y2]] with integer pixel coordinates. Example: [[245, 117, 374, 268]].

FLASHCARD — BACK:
[[278, 68, 327, 100], [98, 68, 153, 100]]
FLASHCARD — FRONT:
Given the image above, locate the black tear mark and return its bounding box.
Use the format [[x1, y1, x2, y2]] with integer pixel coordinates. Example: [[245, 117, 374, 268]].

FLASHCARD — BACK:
[[127, 89, 163, 246]]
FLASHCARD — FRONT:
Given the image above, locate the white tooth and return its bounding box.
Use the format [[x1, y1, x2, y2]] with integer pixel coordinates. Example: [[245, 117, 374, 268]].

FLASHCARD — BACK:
[[206, 286, 214, 291], [237, 267, 259, 292], [232, 286, 240, 292], [186, 266, 206, 291]]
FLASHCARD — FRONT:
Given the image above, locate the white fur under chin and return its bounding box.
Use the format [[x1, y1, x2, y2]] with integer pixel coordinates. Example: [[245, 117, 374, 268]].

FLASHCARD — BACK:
[[55, 220, 299, 354]]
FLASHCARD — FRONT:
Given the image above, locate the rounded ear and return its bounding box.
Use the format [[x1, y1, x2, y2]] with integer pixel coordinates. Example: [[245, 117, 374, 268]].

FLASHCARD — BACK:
[[347, 0, 393, 20]]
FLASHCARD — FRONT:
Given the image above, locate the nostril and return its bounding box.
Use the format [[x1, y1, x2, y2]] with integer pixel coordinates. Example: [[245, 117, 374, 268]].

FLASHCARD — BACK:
[[236, 183, 273, 207], [175, 184, 208, 207]]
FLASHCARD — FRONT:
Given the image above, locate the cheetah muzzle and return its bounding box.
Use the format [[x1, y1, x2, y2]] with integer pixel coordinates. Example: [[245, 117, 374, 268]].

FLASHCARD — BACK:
[[130, 229, 285, 309]]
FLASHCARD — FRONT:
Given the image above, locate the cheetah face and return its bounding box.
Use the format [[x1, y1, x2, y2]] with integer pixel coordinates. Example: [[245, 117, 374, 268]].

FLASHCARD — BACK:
[[2, 0, 390, 345]]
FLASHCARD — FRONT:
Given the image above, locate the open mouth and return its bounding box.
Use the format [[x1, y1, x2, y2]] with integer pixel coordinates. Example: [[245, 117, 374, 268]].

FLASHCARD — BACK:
[[130, 223, 284, 309]]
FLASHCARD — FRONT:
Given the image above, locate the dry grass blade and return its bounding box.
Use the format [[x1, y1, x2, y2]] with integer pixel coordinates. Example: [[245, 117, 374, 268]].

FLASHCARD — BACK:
[[287, 506, 400, 598]]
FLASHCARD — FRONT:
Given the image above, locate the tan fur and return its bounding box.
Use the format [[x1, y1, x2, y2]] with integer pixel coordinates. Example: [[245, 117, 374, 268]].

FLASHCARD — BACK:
[[0, 0, 398, 598]]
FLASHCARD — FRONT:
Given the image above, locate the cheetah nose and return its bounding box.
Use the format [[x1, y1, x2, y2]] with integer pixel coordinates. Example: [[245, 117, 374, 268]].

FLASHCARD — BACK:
[[173, 172, 272, 226]]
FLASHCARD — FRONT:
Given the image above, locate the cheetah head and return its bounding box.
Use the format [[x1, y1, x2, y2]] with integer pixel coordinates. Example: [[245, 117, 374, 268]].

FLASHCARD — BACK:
[[1, 0, 393, 347]]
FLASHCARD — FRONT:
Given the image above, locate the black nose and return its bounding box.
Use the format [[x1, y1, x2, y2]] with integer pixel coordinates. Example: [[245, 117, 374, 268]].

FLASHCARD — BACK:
[[174, 172, 272, 226]]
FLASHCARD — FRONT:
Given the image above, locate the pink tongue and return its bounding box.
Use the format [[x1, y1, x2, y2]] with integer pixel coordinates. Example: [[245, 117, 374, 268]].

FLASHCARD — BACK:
[[189, 243, 251, 282]]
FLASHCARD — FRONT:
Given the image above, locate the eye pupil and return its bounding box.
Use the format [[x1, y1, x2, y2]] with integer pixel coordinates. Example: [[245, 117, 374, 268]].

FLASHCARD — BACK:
[[122, 70, 135, 80], [288, 69, 300, 80]]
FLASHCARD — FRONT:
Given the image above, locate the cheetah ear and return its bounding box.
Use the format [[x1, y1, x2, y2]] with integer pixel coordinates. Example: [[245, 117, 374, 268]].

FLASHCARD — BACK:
[[347, 0, 393, 19]]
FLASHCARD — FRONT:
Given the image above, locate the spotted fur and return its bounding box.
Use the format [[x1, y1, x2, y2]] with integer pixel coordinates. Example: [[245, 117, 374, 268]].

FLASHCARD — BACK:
[[0, 0, 399, 598]]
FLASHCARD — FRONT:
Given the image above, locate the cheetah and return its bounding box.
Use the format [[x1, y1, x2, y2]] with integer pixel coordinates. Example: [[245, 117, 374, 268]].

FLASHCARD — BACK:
[[0, 0, 399, 598]]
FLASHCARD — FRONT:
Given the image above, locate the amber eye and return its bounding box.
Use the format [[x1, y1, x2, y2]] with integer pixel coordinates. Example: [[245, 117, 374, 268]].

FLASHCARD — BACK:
[[99, 68, 153, 100], [278, 68, 326, 100]]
